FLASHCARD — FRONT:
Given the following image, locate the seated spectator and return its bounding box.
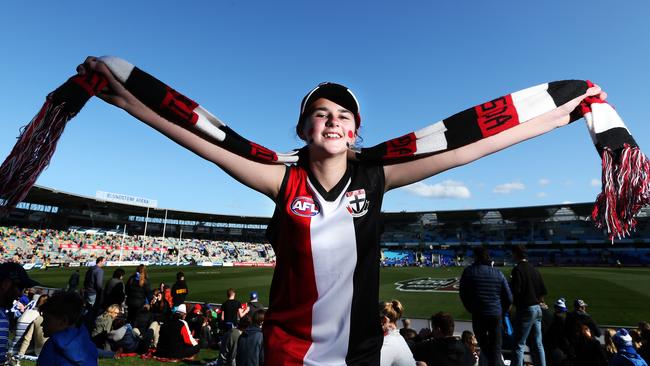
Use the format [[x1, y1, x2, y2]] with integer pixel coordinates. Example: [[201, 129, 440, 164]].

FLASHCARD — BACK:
[[154, 304, 200, 360], [400, 327, 420, 350], [630, 329, 645, 350], [198, 316, 214, 349], [461, 330, 479, 366], [132, 304, 160, 349], [565, 298, 601, 343], [639, 321, 650, 364], [91, 304, 121, 349], [570, 323, 607, 366], [609, 328, 648, 366], [378, 300, 417, 366], [149, 288, 168, 317], [604, 328, 618, 361], [12, 294, 47, 354], [17, 296, 50, 358], [208, 315, 251, 366], [413, 312, 473, 366], [544, 298, 571, 366], [37, 291, 98, 366], [107, 317, 140, 354], [236, 310, 265, 366], [187, 303, 204, 337]]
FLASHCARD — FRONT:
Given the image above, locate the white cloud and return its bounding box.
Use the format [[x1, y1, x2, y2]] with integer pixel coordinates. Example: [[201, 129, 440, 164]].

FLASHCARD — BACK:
[[590, 178, 600, 187], [538, 178, 550, 186], [402, 180, 471, 199], [493, 182, 525, 194], [562, 200, 573, 204], [537, 192, 547, 198]]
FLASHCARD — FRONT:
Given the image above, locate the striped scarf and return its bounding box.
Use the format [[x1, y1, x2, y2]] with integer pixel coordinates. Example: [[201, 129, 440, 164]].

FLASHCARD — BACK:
[[1, 56, 648, 240]]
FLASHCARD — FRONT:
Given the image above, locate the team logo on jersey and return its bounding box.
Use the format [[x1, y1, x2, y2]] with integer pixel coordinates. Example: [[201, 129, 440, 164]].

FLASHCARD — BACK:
[[345, 189, 370, 217], [290, 196, 320, 217], [394, 277, 460, 293]]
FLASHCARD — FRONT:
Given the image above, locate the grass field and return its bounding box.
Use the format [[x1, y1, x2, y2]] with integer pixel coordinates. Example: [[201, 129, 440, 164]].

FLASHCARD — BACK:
[[27, 265, 650, 327], [16, 265, 650, 366]]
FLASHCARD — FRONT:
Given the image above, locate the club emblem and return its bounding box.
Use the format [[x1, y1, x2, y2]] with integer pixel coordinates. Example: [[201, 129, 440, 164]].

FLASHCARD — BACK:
[[345, 189, 369, 217]]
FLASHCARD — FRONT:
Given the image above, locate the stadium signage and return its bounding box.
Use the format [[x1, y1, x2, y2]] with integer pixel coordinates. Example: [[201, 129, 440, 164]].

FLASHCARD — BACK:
[[395, 277, 460, 293], [96, 191, 158, 208]]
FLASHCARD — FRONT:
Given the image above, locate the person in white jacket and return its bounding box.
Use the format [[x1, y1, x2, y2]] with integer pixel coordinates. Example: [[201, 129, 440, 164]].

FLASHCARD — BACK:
[[379, 300, 419, 366]]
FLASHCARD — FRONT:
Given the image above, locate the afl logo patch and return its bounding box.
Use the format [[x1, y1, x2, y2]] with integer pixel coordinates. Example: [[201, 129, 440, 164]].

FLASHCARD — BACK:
[[290, 196, 320, 217]]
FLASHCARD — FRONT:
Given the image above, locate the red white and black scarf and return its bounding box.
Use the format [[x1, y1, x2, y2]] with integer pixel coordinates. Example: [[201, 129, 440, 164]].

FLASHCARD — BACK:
[[1, 56, 648, 240]]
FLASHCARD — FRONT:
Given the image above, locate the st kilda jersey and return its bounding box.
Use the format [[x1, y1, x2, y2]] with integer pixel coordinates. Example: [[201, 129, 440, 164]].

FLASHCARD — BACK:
[[264, 161, 384, 366]]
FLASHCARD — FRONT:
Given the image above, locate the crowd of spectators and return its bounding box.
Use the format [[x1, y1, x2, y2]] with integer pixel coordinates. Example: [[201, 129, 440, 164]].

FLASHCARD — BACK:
[[3, 263, 268, 365], [0, 226, 276, 266]]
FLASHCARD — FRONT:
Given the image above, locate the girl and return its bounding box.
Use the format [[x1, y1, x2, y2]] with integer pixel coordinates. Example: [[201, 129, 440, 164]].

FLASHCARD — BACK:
[[78, 57, 604, 365]]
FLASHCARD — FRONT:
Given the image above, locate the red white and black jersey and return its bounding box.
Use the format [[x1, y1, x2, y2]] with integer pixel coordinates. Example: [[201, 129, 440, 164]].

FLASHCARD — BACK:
[[264, 161, 385, 366]]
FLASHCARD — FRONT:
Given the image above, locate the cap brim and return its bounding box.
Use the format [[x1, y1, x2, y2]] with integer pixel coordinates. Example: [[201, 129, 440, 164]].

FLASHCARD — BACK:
[[21, 278, 41, 289]]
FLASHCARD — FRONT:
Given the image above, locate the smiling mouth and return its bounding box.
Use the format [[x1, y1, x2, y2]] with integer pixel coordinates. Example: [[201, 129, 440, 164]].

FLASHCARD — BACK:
[[323, 132, 342, 139]]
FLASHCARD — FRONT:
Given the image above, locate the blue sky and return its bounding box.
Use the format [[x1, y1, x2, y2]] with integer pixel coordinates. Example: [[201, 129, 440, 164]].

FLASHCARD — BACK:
[[1, 1, 649, 218]]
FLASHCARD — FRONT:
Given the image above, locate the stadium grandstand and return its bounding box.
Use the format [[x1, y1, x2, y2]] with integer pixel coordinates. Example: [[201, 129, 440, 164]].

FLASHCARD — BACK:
[[1, 185, 649, 268]]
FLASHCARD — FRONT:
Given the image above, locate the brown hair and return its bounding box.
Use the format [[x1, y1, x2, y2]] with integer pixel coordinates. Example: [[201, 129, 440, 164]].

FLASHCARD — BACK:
[[604, 328, 617, 356], [137, 264, 147, 287], [378, 300, 404, 324], [36, 294, 49, 309]]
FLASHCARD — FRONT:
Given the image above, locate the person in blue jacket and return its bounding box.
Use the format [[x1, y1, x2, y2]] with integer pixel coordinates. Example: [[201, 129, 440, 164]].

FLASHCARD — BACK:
[[37, 291, 98, 366], [610, 328, 648, 366], [459, 246, 512, 366]]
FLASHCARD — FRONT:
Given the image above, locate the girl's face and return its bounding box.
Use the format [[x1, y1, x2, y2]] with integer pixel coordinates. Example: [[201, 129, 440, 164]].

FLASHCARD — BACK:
[[302, 98, 357, 156]]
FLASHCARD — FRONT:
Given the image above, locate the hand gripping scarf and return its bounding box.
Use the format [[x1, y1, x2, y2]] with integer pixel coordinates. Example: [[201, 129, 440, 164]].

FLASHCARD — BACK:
[[1, 56, 648, 241]]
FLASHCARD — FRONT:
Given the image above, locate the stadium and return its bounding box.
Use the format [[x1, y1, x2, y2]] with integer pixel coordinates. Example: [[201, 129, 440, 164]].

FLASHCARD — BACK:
[[2, 185, 649, 328], [1, 177, 650, 366]]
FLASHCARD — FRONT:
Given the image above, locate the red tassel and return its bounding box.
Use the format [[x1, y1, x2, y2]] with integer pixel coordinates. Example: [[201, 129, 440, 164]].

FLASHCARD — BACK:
[[0, 96, 72, 213], [592, 144, 650, 241]]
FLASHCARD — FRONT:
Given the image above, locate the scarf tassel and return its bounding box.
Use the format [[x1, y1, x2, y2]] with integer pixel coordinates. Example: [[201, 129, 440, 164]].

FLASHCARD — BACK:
[[592, 144, 650, 241], [0, 97, 71, 213]]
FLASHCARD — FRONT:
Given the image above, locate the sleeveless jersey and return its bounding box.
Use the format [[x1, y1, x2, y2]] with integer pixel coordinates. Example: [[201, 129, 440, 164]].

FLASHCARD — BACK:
[[264, 161, 385, 366]]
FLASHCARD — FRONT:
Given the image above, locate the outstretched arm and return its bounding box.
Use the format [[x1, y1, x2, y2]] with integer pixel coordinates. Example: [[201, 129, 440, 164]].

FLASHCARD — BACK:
[[384, 85, 605, 191], [79, 57, 285, 199]]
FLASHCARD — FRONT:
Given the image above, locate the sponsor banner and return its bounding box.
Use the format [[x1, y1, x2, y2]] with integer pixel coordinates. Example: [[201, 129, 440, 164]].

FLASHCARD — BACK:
[[96, 190, 158, 208], [232, 262, 276, 268], [105, 261, 150, 267], [222, 262, 234, 267], [69, 262, 81, 267], [72, 245, 163, 252], [23, 263, 36, 270], [60, 244, 80, 249], [394, 277, 460, 293], [199, 261, 214, 267]]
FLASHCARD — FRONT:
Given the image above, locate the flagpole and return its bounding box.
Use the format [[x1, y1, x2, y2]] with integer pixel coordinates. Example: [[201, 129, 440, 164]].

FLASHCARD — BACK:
[[141, 206, 149, 261], [177, 228, 182, 266], [161, 209, 168, 265], [119, 225, 126, 262]]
